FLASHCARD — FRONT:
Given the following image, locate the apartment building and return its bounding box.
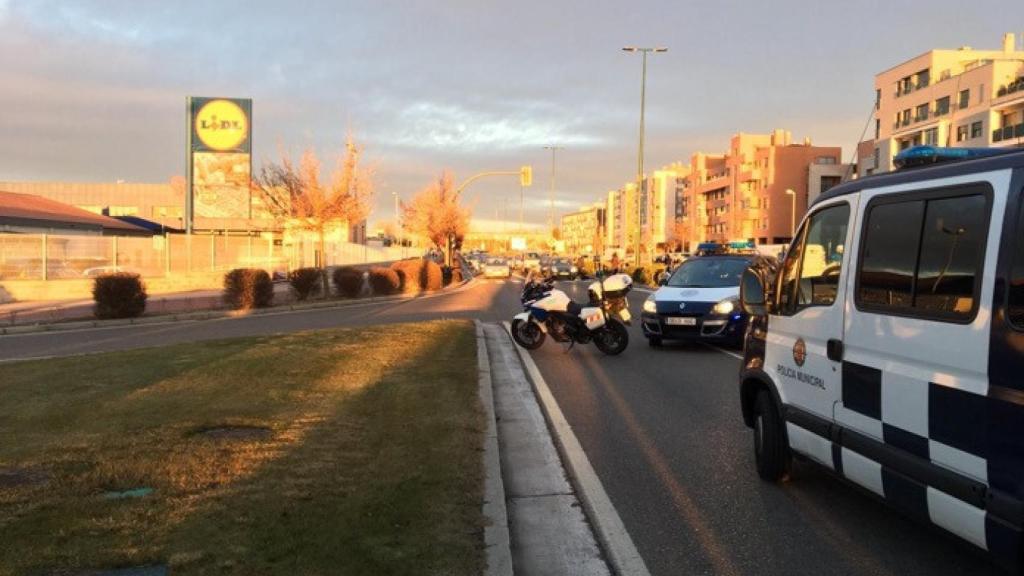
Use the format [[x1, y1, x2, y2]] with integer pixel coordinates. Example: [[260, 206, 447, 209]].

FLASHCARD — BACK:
[[560, 203, 605, 255], [677, 130, 843, 247], [859, 32, 1024, 177]]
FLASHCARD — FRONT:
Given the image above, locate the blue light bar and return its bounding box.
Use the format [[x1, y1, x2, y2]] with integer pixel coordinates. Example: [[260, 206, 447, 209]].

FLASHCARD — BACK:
[[894, 146, 1008, 169]]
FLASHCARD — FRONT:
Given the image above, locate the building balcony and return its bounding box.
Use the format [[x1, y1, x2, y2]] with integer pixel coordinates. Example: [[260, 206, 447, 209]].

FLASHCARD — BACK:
[[996, 78, 1024, 98], [992, 123, 1024, 143]]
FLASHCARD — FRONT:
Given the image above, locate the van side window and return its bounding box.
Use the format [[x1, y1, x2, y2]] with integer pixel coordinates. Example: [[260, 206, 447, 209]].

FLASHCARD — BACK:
[[1007, 196, 1024, 328], [856, 186, 990, 321], [776, 203, 849, 315]]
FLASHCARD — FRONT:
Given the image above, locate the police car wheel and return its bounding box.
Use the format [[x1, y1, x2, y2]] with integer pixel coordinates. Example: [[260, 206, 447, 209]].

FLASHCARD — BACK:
[[753, 390, 790, 482]]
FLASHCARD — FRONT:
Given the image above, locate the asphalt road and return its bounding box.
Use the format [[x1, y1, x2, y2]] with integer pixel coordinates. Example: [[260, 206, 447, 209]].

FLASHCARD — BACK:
[[0, 277, 1003, 575]]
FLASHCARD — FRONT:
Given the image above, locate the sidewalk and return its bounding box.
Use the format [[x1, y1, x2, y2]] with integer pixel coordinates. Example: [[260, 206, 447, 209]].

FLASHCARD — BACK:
[[480, 322, 612, 576]]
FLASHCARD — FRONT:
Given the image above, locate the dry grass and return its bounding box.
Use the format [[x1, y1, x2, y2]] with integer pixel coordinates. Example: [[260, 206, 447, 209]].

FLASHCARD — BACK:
[[0, 320, 484, 576]]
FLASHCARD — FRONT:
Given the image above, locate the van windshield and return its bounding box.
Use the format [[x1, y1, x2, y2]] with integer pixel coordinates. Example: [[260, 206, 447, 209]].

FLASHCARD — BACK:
[[667, 257, 750, 288]]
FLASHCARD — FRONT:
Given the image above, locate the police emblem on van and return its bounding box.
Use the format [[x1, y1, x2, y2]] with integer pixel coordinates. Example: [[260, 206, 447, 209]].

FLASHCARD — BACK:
[[793, 338, 806, 367], [678, 302, 686, 310]]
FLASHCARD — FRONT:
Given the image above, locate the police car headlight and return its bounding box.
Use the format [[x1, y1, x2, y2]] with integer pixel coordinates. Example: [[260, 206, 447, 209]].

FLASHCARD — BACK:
[[571, 266, 578, 273], [712, 298, 737, 315], [643, 296, 657, 313]]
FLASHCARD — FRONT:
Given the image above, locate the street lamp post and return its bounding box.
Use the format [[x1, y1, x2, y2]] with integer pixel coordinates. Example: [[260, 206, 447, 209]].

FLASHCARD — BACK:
[[785, 189, 796, 238], [623, 46, 667, 268], [543, 145, 563, 238], [392, 191, 402, 248]]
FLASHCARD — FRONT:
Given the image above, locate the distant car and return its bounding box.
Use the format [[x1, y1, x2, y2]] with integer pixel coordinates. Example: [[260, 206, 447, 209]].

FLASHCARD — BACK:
[[82, 266, 133, 278], [522, 252, 542, 272], [482, 257, 511, 279], [544, 257, 578, 279]]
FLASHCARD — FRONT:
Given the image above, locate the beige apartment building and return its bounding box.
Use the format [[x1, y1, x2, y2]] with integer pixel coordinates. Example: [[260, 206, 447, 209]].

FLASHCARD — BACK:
[[559, 203, 605, 255], [859, 32, 1024, 176]]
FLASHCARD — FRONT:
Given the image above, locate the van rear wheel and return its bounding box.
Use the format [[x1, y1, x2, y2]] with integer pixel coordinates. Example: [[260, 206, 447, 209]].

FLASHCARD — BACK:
[[753, 389, 791, 482]]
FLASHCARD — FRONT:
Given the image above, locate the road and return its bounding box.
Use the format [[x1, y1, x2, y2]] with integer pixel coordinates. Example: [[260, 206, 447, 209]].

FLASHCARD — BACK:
[[0, 277, 1000, 575]]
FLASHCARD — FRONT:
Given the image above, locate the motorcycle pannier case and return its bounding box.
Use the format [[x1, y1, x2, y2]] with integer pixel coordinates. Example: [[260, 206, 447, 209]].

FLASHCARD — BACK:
[[601, 273, 633, 299]]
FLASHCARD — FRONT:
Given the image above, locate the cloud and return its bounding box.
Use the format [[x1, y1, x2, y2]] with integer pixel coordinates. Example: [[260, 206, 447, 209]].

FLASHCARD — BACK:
[[378, 101, 606, 152]]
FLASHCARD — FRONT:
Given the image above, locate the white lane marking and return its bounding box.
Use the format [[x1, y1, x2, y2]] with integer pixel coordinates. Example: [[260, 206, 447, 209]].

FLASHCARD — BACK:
[[502, 321, 652, 576], [705, 344, 743, 360]]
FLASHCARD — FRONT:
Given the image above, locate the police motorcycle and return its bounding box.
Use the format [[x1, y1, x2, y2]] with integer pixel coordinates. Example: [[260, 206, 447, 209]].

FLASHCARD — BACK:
[[511, 271, 633, 355]]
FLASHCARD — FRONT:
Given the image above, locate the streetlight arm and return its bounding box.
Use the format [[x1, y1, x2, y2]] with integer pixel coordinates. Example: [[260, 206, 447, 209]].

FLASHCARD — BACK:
[[455, 170, 521, 197]]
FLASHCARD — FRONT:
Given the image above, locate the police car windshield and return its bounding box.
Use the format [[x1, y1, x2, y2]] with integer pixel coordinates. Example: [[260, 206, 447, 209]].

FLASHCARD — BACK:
[[667, 257, 750, 288]]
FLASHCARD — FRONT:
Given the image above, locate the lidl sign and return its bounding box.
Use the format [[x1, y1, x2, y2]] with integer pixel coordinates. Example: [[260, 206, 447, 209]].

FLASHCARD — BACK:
[[186, 96, 253, 231], [189, 97, 252, 153]]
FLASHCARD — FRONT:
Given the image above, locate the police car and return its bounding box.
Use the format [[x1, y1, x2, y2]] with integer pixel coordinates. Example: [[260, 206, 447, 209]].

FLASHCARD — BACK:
[[641, 247, 771, 347], [738, 146, 1024, 573]]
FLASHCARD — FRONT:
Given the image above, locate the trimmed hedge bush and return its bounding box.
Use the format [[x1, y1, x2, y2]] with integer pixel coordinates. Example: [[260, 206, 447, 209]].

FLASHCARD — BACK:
[[224, 268, 274, 310], [368, 267, 401, 295], [391, 258, 443, 293], [93, 273, 147, 319], [288, 267, 322, 301], [333, 266, 364, 298]]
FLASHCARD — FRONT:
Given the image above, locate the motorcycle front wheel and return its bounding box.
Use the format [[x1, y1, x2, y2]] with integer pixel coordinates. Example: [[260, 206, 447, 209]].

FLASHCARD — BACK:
[[593, 319, 629, 355], [511, 319, 546, 350]]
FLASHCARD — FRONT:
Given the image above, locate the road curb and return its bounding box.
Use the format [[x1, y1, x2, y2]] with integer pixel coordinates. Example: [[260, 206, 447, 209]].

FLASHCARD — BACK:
[[0, 277, 476, 336], [474, 320, 514, 576], [503, 321, 651, 576]]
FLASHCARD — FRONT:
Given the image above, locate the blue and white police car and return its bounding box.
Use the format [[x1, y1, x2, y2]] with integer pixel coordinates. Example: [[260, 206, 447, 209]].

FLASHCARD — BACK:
[[641, 248, 771, 347]]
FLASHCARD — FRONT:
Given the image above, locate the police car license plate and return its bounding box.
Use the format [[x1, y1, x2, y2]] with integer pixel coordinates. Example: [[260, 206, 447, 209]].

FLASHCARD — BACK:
[[666, 317, 696, 326]]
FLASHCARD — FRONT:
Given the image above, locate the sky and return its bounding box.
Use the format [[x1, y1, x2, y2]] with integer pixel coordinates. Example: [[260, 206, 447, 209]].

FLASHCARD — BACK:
[[0, 0, 1018, 230]]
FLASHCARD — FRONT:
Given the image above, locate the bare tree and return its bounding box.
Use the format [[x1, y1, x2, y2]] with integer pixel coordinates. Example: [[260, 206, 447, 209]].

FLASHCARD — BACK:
[[401, 172, 470, 265], [254, 136, 375, 293]]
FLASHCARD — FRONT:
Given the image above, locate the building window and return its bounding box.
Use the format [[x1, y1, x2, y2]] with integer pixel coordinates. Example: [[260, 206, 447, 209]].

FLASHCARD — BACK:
[[934, 96, 950, 116], [924, 127, 939, 146], [956, 125, 969, 142], [875, 119, 880, 139], [915, 103, 929, 122], [875, 89, 881, 109], [856, 186, 990, 322], [958, 89, 970, 109], [971, 121, 983, 139], [78, 205, 103, 215], [901, 109, 911, 125], [815, 156, 837, 165], [106, 206, 138, 217], [821, 176, 841, 192]]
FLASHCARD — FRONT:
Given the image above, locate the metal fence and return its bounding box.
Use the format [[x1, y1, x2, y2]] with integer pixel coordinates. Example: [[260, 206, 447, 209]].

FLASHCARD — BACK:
[[0, 233, 414, 281]]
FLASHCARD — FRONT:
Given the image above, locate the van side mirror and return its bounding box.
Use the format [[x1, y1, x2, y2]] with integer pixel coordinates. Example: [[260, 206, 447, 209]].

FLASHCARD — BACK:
[[740, 268, 769, 316]]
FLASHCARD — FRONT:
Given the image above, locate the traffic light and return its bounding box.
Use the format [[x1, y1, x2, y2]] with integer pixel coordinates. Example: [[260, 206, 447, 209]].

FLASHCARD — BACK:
[[520, 165, 532, 187]]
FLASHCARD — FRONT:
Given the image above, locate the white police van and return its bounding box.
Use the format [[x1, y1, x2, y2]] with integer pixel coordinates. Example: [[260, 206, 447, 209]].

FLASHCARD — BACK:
[[738, 146, 1024, 573]]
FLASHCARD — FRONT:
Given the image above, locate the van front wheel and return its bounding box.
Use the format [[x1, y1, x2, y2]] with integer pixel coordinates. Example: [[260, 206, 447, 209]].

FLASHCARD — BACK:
[[753, 389, 791, 482]]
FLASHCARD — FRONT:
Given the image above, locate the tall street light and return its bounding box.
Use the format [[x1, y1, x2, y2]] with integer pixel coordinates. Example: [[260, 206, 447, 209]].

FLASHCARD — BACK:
[[623, 46, 667, 268], [543, 145, 563, 238], [785, 189, 796, 237], [392, 191, 403, 248]]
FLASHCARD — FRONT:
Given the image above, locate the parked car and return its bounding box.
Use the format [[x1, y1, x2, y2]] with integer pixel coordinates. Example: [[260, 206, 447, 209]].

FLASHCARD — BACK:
[[82, 266, 135, 278], [738, 145, 1024, 574], [482, 257, 511, 279], [641, 253, 767, 348]]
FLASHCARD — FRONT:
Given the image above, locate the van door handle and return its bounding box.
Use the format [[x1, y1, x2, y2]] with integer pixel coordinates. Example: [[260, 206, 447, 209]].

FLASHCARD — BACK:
[[827, 339, 844, 362]]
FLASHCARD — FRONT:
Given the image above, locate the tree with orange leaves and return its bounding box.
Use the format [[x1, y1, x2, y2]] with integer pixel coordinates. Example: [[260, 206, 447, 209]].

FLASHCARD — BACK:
[[401, 172, 470, 266], [254, 136, 375, 293]]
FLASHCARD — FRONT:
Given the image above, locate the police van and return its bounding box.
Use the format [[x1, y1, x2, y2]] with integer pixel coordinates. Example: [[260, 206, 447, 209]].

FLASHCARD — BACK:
[[738, 146, 1024, 572]]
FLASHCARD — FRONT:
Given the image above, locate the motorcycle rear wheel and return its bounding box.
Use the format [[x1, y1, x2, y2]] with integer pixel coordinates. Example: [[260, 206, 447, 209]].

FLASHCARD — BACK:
[[511, 319, 546, 350], [593, 319, 629, 355]]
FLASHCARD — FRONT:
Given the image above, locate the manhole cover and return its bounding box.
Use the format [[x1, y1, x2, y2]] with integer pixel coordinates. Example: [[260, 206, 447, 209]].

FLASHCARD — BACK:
[[0, 467, 49, 488], [195, 425, 272, 441]]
